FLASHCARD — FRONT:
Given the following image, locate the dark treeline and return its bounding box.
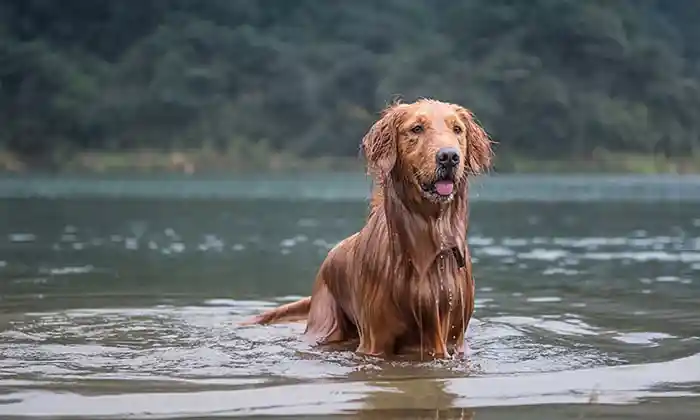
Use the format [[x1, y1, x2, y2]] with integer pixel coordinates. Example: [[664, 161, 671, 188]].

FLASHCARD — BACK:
[[1, 0, 699, 163]]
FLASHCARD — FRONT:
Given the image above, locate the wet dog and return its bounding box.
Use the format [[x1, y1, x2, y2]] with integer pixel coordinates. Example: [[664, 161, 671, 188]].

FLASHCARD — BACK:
[[241, 99, 493, 358]]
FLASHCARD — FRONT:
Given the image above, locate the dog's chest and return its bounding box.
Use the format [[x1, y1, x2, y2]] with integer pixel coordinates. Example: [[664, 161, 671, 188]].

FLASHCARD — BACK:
[[403, 255, 467, 318]]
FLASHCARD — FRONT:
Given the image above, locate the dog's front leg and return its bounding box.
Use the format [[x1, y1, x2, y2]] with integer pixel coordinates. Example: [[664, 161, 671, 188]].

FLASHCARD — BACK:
[[454, 330, 467, 358], [356, 339, 394, 358], [355, 323, 402, 358]]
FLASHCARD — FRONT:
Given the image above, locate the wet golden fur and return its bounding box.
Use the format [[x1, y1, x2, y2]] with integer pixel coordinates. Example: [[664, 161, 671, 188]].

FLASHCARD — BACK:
[[241, 99, 493, 358]]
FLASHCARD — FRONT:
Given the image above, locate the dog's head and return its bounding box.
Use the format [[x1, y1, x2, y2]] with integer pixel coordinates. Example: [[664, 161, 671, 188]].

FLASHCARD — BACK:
[[362, 99, 493, 203]]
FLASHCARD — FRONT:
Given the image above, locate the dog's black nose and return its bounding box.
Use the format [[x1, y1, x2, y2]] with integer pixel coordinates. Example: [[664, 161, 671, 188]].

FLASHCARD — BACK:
[[436, 147, 460, 167]]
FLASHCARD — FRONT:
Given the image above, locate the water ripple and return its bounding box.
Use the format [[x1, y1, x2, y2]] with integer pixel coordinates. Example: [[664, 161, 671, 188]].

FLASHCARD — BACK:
[[1, 181, 699, 417]]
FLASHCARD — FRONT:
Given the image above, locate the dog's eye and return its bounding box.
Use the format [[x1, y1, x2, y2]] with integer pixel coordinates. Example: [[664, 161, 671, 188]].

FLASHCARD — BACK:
[[411, 125, 424, 134], [453, 125, 463, 134]]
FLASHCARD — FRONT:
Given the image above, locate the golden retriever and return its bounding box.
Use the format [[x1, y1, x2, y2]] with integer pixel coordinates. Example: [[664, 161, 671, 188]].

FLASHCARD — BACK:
[[242, 99, 493, 359]]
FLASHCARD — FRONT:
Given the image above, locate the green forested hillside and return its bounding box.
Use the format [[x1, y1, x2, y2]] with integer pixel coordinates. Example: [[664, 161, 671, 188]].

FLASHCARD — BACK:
[[1, 0, 699, 169]]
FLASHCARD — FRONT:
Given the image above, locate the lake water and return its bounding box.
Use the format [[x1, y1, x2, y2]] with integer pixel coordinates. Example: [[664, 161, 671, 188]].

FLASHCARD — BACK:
[[1, 173, 699, 419]]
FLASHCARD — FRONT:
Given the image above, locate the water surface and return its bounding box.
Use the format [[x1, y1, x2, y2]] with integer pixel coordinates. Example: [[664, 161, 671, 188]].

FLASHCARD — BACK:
[[1, 174, 699, 419]]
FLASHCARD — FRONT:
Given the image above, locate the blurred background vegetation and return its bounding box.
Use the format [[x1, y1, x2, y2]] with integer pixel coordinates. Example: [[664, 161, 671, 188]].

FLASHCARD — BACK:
[[1, 0, 699, 173]]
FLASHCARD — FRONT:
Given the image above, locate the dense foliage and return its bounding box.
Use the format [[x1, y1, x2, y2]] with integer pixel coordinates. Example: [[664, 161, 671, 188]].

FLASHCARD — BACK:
[[1, 0, 699, 162]]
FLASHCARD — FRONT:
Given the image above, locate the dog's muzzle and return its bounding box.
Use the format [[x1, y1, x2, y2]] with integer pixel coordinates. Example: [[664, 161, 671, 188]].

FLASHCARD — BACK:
[[436, 147, 460, 169], [434, 147, 460, 196]]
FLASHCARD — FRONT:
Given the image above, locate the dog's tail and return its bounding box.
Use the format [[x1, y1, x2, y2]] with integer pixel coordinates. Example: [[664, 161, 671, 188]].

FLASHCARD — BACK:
[[239, 296, 312, 326]]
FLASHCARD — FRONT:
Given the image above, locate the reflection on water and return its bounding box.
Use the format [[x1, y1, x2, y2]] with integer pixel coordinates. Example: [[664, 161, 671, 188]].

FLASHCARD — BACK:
[[1, 174, 699, 418]]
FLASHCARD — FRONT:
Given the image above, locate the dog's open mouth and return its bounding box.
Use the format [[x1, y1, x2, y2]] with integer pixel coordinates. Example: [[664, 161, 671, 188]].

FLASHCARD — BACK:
[[421, 179, 455, 201], [433, 180, 454, 196]]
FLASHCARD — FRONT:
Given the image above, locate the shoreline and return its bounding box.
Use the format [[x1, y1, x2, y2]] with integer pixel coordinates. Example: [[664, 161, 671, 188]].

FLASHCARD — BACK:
[[1, 149, 699, 175]]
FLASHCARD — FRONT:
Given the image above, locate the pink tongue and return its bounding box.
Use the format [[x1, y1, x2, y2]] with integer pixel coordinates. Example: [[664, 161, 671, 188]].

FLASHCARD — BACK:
[[435, 180, 454, 196]]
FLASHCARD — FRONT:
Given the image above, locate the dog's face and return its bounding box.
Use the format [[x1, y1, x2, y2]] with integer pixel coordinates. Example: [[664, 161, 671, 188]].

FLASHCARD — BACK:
[[362, 99, 493, 204]]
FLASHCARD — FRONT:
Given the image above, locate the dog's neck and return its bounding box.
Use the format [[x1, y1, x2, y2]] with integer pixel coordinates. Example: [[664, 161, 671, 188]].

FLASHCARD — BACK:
[[378, 176, 468, 276]]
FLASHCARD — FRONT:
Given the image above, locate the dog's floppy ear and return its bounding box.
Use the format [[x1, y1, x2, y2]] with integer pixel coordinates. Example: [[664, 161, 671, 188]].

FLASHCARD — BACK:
[[361, 104, 406, 180], [455, 106, 494, 175]]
